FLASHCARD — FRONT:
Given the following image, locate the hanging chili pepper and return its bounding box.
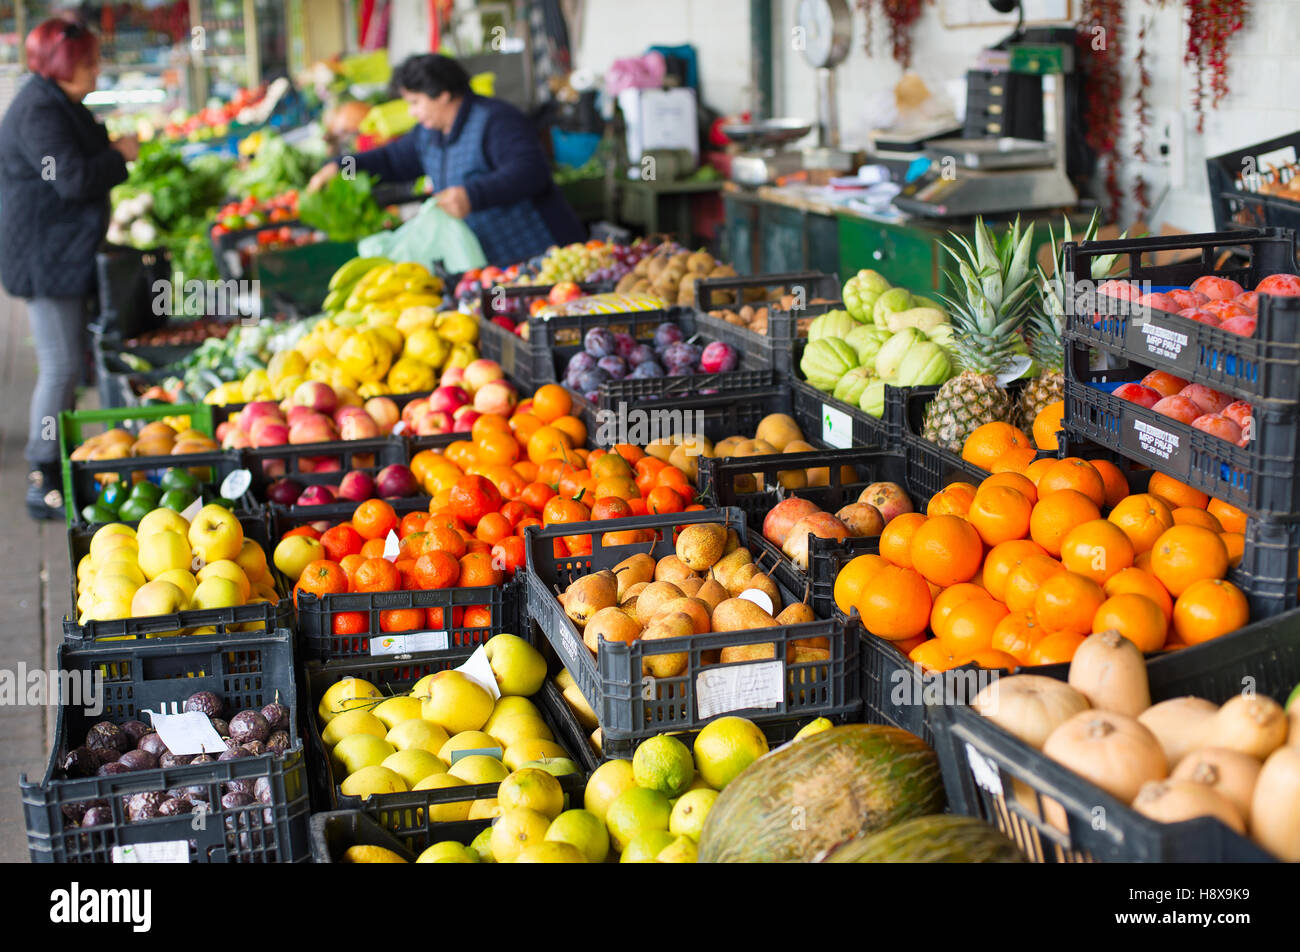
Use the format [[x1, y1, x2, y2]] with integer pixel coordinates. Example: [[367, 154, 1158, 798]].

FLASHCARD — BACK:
[[857, 0, 930, 69]]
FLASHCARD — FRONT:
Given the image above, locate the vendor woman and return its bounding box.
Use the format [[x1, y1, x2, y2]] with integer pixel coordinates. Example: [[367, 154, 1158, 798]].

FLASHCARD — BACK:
[[309, 53, 584, 265]]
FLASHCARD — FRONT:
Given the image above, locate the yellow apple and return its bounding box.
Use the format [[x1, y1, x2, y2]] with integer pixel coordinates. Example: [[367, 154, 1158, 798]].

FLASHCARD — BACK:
[[90, 532, 137, 567], [190, 576, 242, 610], [131, 579, 188, 616], [188, 504, 244, 564], [371, 696, 424, 730], [197, 560, 251, 601], [155, 569, 198, 601], [386, 719, 450, 754], [318, 676, 382, 723], [98, 560, 145, 587], [88, 593, 135, 622], [77, 554, 95, 581], [234, 538, 268, 580], [92, 573, 141, 605], [137, 530, 192, 580], [382, 749, 446, 787], [136, 509, 188, 541], [484, 633, 547, 696], [332, 733, 396, 776], [273, 535, 323, 583]]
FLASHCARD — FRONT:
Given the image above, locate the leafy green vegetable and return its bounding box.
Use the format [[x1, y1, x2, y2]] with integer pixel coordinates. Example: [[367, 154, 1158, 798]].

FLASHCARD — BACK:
[[297, 172, 398, 242], [224, 133, 319, 200]]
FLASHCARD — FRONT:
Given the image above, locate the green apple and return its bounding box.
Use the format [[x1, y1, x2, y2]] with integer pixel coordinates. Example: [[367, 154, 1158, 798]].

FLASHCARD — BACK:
[[136, 508, 188, 541], [332, 733, 396, 776], [520, 757, 580, 778], [130, 579, 188, 616], [137, 530, 192, 580], [484, 632, 547, 697], [190, 576, 242, 610], [273, 535, 323, 583], [188, 504, 244, 564]]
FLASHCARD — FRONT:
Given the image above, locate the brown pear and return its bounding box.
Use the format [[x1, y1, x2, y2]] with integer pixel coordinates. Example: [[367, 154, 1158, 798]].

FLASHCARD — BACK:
[[776, 602, 816, 626], [613, 553, 656, 599], [640, 612, 694, 677], [712, 597, 778, 632], [724, 562, 761, 597], [651, 597, 712, 635], [694, 578, 730, 613], [675, 576, 704, 597], [741, 573, 783, 614], [620, 581, 648, 614], [723, 529, 741, 555], [675, 523, 727, 571], [583, 606, 643, 653], [700, 649, 722, 666], [792, 635, 830, 651], [634, 581, 685, 626], [654, 555, 698, 584], [788, 645, 831, 664], [720, 643, 778, 663], [563, 570, 617, 628], [709, 547, 753, 591]]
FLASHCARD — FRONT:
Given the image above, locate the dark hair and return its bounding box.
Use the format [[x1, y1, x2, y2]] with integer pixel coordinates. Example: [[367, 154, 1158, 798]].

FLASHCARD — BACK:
[[393, 54, 470, 100], [27, 16, 99, 83]]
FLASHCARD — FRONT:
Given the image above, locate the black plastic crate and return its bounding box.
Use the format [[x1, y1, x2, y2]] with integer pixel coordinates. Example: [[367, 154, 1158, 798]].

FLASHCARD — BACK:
[[572, 385, 791, 451], [1207, 135, 1300, 235], [694, 271, 841, 371], [477, 280, 614, 390], [902, 431, 995, 503], [68, 449, 258, 529], [524, 507, 862, 751], [241, 436, 411, 500], [65, 510, 291, 643], [1062, 228, 1300, 403], [304, 656, 590, 843], [931, 610, 1300, 862], [1063, 341, 1300, 520], [308, 809, 488, 862], [790, 376, 891, 449], [21, 631, 311, 863]]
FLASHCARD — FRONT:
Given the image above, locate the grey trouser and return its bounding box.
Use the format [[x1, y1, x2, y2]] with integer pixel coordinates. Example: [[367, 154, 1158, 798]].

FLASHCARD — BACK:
[[25, 296, 86, 466]]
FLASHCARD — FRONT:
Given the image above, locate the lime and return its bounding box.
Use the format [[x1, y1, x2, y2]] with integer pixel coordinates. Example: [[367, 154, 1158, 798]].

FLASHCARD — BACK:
[[83, 504, 116, 524], [129, 481, 162, 504], [160, 468, 199, 492], [693, 716, 769, 790], [604, 786, 670, 853], [117, 498, 152, 523], [159, 488, 196, 512], [545, 809, 610, 863], [98, 481, 127, 510], [669, 788, 718, 841], [632, 734, 695, 798], [619, 829, 675, 863]]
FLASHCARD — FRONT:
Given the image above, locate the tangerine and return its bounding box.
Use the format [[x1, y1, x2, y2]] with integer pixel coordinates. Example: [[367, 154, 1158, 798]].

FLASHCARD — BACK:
[[1036, 457, 1106, 507], [1033, 571, 1105, 635], [982, 539, 1050, 601], [1029, 489, 1102, 557], [1059, 519, 1135, 584], [962, 422, 1032, 470], [1207, 498, 1247, 534], [834, 554, 889, 616], [858, 566, 933, 640], [413, 551, 460, 590], [1147, 472, 1209, 511], [967, 485, 1033, 546], [353, 557, 401, 593], [879, 513, 927, 568], [353, 499, 399, 541], [1003, 555, 1064, 614], [1172, 579, 1249, 645], [1103, 567, 1174, 624], [909, 514, 983, 587], [1107, 493, 1174, 554], [1092, 593, 1168, 652], [1149, 525, 1229, 596], [1027, 630, 1086, 665]]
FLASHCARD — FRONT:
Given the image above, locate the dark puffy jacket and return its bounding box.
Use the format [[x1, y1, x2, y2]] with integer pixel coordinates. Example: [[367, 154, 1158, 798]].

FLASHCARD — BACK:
[[0, 73, 128, 299]]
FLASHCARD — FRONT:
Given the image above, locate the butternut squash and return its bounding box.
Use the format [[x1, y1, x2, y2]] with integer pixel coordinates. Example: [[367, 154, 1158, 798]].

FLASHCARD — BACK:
[[971, 674, 1090, 750], [1132, 779, 1246, 834], [1250, 745, 1300, 861], [1067, 630, 1150, 717], [1170, 748, 1261, 825], [1043, 710, 1168, 806], [1203, 694, 1288, 761], [1138, 697, 1219, 768]]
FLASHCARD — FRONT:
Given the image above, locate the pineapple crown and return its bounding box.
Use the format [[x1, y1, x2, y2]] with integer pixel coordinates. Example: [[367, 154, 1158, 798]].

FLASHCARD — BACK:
[[1029, 212, 1128, 366], [936, 217, 1037, 376]]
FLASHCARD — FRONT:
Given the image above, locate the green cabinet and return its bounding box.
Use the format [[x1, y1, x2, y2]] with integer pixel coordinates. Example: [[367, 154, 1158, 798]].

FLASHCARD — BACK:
[[837, 217, 944, 295], [722, 194, 761, 274]]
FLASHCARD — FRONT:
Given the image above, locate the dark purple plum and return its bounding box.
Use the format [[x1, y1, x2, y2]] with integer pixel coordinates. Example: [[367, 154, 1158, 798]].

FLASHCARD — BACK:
[[662, 341, 701, 367], [89, 748, 121, 767], [613, 333, 638, 360], [629, 361, 665, 379], [596, 355, 627, 379], [653, 322, 684, 351], [627, 344, 656, 367], [583, 328, 616, 358], [564, 350, 596, 379], [169, 784, 210, 802], [228, 710, 269, 745], [576, 367, 611, 394]]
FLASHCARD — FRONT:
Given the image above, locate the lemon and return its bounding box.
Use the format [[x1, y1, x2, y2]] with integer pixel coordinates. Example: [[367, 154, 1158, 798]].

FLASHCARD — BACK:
[[633, 734, 695, 798], [693, 716, 769, 790], [411, 774, 471, 822], [793, 716, 833, 740], [620, 829, 676, 863], [656, 835, 698, 863], [669, 788, 718, 841], [604, 786, 670, 853], [470, 827, 496, 862], [546, 809, 609, 863], [371, 696, 424, 730], [416, 841, 478, 863], [386, 719, 450, 754], [321, 709, 388, 748], [382, 749, 446, 787], [339, 765, 406, 800], [584, 759, 637, 823], [498, 768, 565, 820], [490, 807, 551, 862], [447, 755, 508, 784], [516, 842, 586, 863], [342, 845, 407, 863]]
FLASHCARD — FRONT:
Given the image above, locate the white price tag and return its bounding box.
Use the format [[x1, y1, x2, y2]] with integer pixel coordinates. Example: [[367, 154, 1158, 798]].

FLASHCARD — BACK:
[[145, 709, 227, 755], [382, 529, 401, 562], [965, 743, 1004, 796], [995, 354, 1034, 387], [369, 630, 450, 656], [821, 403, 853, 449], [455, 644, 501, 699], [112, 841, 189, 863], [737, 589, 774, 615], [180, 497, 203, 522], [695, 660, 784, 719], [219, 468, 252, 500]]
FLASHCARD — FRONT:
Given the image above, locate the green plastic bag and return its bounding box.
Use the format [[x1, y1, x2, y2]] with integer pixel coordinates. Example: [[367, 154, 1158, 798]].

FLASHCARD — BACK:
[[357, 199, 487, 274]]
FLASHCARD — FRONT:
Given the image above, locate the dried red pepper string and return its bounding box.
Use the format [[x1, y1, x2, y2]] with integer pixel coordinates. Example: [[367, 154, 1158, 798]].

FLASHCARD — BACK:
[[1077, 0, 1126, 221], [857, 0, 930, 69]]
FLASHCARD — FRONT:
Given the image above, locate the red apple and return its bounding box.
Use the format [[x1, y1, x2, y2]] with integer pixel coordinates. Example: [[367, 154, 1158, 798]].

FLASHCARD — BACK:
[[1177, 307, 1220, 327], [332, 405, 369, 427], [428, 385, 470, 414], [216, 421, 233, 442], [1152, 395, 1202, 424], [260, 458, 286, 479], [364, 397, 400, 434], [292, 380, 337, 414], [857, 481, 914, 523], [782, 512, 852, 571], [1256, 273, 1300, 297], [1221, 400, 1253, 431], [452, 406, 481, 432], [296, 485, 336, 507], [440, 367, 467, 389], [249, 418, 289, 448], [241, 400, 285, 430], [473, 380, 518, 416], [763, 498, 822, 548], [337, 471, 376, 503], [463, 359, 505, 395], [287, 405, 320, 427], [548, 281, 583, 306], [1219, 315, 1257, 336], [376, 464, 420, 499], [1140, 370, 1190, 397], [1190, 275, 1245, 300], [415, 410, 453, 436], [1233, 291, 1259, 313], [400, 396, 428, 429], [1113, 383, 1161, 409], [222, 428, 251, 450], [266, 478, 303, 506], [492, 316, 515, 332], [1166, 288, 1210, 310], [1179, 384, 1232, 415], [1191, 414, 1242, 445], [340, 413, 380, 441], [288, 415, 338, 445]]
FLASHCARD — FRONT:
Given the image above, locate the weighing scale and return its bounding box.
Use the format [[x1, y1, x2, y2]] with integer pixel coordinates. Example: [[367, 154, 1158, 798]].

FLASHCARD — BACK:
[[724, 118, 814, 186], [893, 43, 1079, 218]]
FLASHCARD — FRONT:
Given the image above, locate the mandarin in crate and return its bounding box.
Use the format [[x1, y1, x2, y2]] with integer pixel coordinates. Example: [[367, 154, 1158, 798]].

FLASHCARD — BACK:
[[1092, 593, 1167, 653], [982, 539, 1050, 601], [926, 482, 978, 517], [878, 512, 927, 568], [940, 598, 1009, 656], [833, 553, 888, 615], [1172, 507, 1222, 532], [1029, 489, 1101, 557], [1103, 567, 1173, 623], [909, 638, 962, 673], [1172, 579, 1249, 645], [1037, 458, 1106, 507], [1148, 472, 1208, 510], [1033, 571, 1105, 635], [1027, 630, 1086, 665], [991, 612, 1049, 664], [967, 485, 1033, 547], [1150, 525, 1229, 596], [909, 514, 983, 587], [962, 422, 1032, 470], [930, 582, 993, 641], [859, 565, 932, 640], [1088, 460, 1130, 509], [1059, 519, 1134, 585]]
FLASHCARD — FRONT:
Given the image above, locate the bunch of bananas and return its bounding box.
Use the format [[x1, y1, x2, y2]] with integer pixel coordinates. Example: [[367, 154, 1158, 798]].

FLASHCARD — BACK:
[[321, 258, 444, 318]]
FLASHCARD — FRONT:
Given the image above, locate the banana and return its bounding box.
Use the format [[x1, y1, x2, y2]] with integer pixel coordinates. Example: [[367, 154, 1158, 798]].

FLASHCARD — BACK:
[[328, 257, 390, 292]]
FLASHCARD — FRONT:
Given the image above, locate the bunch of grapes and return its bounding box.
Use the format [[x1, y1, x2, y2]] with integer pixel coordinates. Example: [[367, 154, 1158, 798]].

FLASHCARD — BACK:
[[534, 241, 616, 284], [585, 238, 677, 284]]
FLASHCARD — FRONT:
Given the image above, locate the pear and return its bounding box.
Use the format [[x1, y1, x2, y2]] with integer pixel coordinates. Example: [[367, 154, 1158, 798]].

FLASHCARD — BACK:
[[620, 581, 648, 612], [612, 553, 655, 600], [675, 577, 704, 597], [755, 413, 802, 451], [723, 529, 742, 555], [645, 437, 681, 463], [694, 578, 730, 613], [788, 645, 831, 664], [654, 556, 698, 584], [634, 581, 685, 626], [776, 602, 814, 626], [563, 570, 617, 629], [713, 436, 743, 457], [583, 606, 643, 653], [650, 597, 711, 635], [721, 643, 779, 663], [675, 524, 727, 572], [724, 561, 761, 597], [709, 547, 753, 591], [640, 612, 694, 678], [712, 597, 778, 632], [738, 572, 782, 613]]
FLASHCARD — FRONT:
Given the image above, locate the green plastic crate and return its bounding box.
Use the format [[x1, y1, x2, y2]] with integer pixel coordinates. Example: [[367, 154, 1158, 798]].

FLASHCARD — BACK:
[[253, 241, 359, 317]]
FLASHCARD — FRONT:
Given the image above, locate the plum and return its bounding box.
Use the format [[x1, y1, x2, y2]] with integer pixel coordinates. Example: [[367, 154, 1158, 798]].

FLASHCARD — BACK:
[[699, 341, 739, 374], [653, 322, 684, 351], [117, 749, 158, 772], [136, 732, 168, 758], [661, 341, 701, 368], [596, 355, 628, 379], [565, 350, 596, 379], [584, 328, 616, 358], [627, 343, 656, 367], [576, 367, 611, 394], [629, 361, 665, 379], [613, 332, 638, 360]]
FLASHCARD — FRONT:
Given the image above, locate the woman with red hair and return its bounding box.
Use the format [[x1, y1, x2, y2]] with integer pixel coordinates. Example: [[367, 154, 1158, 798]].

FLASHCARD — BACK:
[[0, 17, 139, 519]]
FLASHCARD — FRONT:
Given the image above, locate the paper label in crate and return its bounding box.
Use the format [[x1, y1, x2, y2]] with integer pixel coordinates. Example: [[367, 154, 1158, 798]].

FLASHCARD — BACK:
[[1132, 418, 1179, 461], [455, 644, 501, 699], [219, 468, 252, 500], [382, 530, 400, 562], [737, 588, 774, 615], [144, 708, 226, 755], [179, 497, 203, 522], [112, 841, 189, 864], [965, 743, 1004, 797], [696, 660, 784, 719], [370, 630, 450, 656], [1139, 320, 1188, 361], [821, 403, 852, 449], [449, 746, 504, 765]]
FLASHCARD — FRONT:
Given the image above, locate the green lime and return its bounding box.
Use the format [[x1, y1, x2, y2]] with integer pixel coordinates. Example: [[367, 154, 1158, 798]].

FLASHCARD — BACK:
[[117, 498, 152, 522], [98, 481, 127, 510], [128, 481, 162, 505], [82, 504, 116, 524], [159, 488, 196, 512], [160, 468, 200, 493]]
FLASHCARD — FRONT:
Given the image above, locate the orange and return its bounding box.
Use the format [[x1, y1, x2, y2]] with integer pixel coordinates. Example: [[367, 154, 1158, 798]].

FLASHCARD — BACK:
[[962, 649, 1021, 671], [1033, 571, 1106, 635], [1220, 532, 1244, 568], [409, 449, 441, 486], [448, 475, 504, 527], [463, 604, 494, 629], [961, 422, 1032, 471], [339, 554, 366, 588], [320, 524, 365, 562], [1107, 493, 1174, 554], [474, 512, 512, 545], [558, 468, 596, 503], [909, 637, 963, 673], [879, 513, 927, 568], [612, 443, 644, 465], [1036, 457, 1106, 507], [1033, 401, 1065, 451], [483, 464, 526, 500], [926, 482, 977, 517], [535, 459, 575, 490], [359, 538, 387, 559], [909, 514, 983, 587], [940, 598, 1010, 656], [476, 429, 521, 466], [530, 384, 573, 423], [353, 499, 399, 541], [460, 551, 504, 588], [332, 611, 367, 636], [490, 536, 525, 576], [396, 511, 426, 540], [470, 414, 513, 444], [1207, 498, 1247, 534], [1148, 472, 1209, 511], [1172, 579, 1249, 645], [1023, 457, 1056, 486], [1027, 630, 1086, 665], [1092, 593, 1168, 652], [282, 525, 321, 541], [929, 583, 993, 642], [1059, 518, 1135, 584], [513, 459, 539, 483], [1103, 567, 1174, 624], [354, 557, 401, 593], [1171, 507, 1223, 532], [834, 554, 889, 615], [982, 539, 1050, 601], [299, 560, 348, 598], [443, 440, 479, 470], [989, 447, 1038, 475], [590, 453, 633, 482], [590, 496, 634, 520], [1003, 555, 1063, 614], [858, 566, 933, 641], [424, 526, 467, 558], [991, 612, 1050, 664], [979, 472, 1038, 506], [413, 551, 460, 590], [551, 414, 587, 447], [509, 412, 545, 445], [426, 606, 465, 630], [527, 425, 575, 465], [519, 481, 556, 513], [1088, 459, 1130, 509], [542, 496, 591, 525], [1149, 525, 1229, 596], [594, 477, 639, 500], [1029, 489, 1101, 557], [646, 486, 685, 515], [379, 608, 424, 633], [967, 485, 1033, 546], [1135, 549, 1153, 573]]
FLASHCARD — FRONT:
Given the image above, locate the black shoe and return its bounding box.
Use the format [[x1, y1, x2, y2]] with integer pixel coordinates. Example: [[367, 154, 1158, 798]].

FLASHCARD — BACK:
[[26, 463, 65, 522]]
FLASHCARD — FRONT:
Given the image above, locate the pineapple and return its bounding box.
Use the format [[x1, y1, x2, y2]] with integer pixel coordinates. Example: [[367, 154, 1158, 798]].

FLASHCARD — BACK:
[[921, 217, 1037, 453]]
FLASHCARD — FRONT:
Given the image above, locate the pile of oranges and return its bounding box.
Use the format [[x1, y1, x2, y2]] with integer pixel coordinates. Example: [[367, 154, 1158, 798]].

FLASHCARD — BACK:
[[834, 432, 1253, 672]]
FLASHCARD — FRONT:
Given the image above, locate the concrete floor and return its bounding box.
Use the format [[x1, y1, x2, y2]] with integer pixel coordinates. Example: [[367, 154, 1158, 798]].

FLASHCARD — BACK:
[[0, 292, 77, 863]]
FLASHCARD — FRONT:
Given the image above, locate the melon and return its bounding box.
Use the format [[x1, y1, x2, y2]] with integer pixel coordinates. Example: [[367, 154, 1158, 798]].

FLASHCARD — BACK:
[[698, 724, 943, 863], [820, 814, 1025, 863]]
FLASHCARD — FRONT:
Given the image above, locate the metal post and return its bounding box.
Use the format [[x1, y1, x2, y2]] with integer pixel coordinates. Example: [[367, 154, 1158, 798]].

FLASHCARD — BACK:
[[749, 0, 772, 120]]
